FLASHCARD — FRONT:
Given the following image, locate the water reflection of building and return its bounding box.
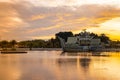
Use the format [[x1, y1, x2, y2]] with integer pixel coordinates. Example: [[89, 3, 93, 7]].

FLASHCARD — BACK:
[[56, 52, 120, 80], [56, 54, 92, 80], [57, 58, 77, 66], [80, 58, 91, 70], [57, 54, 91, 70]]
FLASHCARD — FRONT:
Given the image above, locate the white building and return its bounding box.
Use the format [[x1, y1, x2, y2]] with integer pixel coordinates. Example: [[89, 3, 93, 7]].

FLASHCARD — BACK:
[[65, 31, 102, 51], [58, 30, 103, 51]]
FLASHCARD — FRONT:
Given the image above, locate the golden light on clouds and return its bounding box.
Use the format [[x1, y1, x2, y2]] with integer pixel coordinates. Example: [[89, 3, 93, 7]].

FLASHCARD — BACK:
[[31, 15, 47, 21], [0, 0, 120, 40], [27, 24, 63, 33], [88, 17, 120, 40], [27, 0, 120, 8], [32, 35, 55, 40]]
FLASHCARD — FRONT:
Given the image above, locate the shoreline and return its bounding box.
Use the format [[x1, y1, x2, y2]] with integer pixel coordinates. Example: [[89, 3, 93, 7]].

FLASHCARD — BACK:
[[0, 48, 120, 52], [30, 48, 120, 52]]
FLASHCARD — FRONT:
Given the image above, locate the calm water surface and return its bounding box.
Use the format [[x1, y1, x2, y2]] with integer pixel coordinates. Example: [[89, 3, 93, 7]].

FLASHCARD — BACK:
[[0, 51, 120, 80]]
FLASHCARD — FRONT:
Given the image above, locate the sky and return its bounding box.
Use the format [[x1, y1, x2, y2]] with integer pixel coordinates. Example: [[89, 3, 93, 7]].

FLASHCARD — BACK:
[[0, 0, 120, 41]]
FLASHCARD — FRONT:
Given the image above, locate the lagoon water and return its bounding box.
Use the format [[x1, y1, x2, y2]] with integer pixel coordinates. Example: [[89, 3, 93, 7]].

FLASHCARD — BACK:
[[0, 51, 120, 80]]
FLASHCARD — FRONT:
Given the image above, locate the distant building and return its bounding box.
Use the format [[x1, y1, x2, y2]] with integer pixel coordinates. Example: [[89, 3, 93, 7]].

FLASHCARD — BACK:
[[66, 37, 78, 44], [59, 30, 103, 52]]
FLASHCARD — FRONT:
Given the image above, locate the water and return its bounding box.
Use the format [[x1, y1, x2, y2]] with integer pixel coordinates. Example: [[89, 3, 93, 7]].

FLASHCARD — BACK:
[[0, 51, 120, 80]]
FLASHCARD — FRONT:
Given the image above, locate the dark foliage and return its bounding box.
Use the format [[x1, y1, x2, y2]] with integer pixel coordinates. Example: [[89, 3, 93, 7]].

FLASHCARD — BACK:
[[0, 31, 119, 48], [55, 31, 73, 42]]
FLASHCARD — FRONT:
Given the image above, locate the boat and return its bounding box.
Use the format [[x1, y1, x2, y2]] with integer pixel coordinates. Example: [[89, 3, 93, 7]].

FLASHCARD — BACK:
[[58, 31, 103, 52]]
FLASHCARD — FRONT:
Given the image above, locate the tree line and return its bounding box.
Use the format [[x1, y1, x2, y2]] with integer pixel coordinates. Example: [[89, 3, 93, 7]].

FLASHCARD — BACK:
[[0, 31, 120, 49]]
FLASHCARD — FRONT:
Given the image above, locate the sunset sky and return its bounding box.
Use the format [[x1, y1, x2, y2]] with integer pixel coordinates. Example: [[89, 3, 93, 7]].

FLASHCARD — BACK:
[[0, 0, 120, 41]]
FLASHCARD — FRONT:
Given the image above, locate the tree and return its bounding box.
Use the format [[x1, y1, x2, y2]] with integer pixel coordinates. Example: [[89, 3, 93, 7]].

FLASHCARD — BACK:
[[0, 40, 8, 50], [9, 40, 17, 48], [55, 31, 73, 42], [99, 34, 110, 44], [27, 41, 33, 50], [18, 41, 27, 48]]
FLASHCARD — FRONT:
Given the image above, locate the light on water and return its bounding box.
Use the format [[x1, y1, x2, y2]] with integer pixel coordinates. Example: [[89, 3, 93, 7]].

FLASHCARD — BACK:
[[0, 51, 120, 80]]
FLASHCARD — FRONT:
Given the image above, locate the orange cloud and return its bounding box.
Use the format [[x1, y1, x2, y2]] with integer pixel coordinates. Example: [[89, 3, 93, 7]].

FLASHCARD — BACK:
[[87, 17, 120, 40], [26, 5, 120, 40], [32, 35, 55, 40], [0, 1, 120, 40], [31, 15, 47, 21], [0, 2, 26, 28], [27, 23, 63, 33]]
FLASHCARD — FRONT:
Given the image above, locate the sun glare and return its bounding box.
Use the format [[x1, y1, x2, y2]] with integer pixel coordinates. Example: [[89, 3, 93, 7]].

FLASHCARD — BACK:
[[87, 17, 120, 40]]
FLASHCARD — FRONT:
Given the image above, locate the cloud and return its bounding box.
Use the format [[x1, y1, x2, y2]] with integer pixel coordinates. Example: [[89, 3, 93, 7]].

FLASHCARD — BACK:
[[0, 0, 120, 40], [0, 2, 29, 40], [26, 5, 120, 40], [27, 5, 120, 32], [18, 0, 120, 8]]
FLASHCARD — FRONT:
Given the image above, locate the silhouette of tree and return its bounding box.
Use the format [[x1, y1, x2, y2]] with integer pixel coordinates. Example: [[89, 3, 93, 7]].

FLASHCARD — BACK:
[[9, 40, 17, 48], [0, 40, 8, 50], [55, 31, 73, 42], [27, 41, 33, 50], [99, 34, 110, 44]]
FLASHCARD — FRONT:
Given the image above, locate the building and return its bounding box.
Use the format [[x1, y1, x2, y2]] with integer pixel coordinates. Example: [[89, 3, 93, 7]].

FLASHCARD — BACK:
[[59, 31, 103, 52]]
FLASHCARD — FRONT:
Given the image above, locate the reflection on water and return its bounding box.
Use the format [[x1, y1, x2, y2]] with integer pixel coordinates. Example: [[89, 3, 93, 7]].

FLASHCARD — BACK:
[[0, 51, 120, 80], [80, 58, 91, 69]]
